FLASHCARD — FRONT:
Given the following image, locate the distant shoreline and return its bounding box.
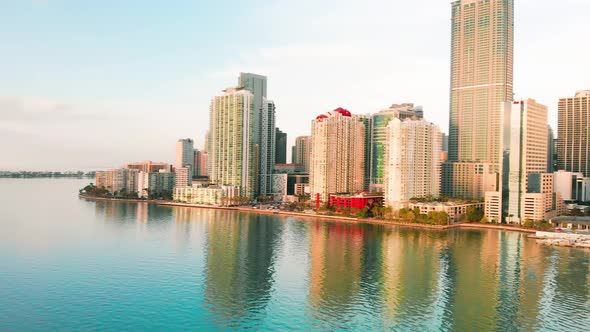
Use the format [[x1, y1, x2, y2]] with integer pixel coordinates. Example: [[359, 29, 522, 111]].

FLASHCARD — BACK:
[[78, 195, 536, 234]]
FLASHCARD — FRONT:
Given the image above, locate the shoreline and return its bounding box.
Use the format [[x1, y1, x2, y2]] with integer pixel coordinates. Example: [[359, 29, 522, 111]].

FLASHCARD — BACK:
[[78, 195, 537, 234]]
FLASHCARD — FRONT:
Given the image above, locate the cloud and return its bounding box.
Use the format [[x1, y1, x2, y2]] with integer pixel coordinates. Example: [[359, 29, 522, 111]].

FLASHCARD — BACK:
[[0, 96, 103, 123]]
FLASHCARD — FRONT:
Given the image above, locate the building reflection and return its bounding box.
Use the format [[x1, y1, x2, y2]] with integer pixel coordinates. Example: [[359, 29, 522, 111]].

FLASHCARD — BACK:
[[203, 212, 283, 327], [307, 222, 364, 326], [380, 228, 448, 327]]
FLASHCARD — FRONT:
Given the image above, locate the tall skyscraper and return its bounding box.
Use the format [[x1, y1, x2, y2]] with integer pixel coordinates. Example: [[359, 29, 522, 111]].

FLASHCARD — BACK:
[[501, 99, 549, 223], [384, 118, 441, 210], [293, 136, 312, 172], [209, 87, 257, 198], [259, 100, 276, 196], [176, 138, 195, 179], [275, 128, 287, 164], [547, 126, 555, 173], [448, 0, 514, 168], [238, 72, 277, 196], [310, 108, 365, 201], [557, 90, 590, 177], [369, 103, 423, 191]]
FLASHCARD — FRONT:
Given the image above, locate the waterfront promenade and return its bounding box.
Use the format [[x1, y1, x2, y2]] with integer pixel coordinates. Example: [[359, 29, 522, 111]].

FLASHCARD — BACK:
[[79, 195, 536, 234]]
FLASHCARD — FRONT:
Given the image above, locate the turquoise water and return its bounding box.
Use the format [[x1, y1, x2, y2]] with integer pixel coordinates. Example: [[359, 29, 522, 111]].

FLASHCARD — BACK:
[[1, 178, 590, 331]]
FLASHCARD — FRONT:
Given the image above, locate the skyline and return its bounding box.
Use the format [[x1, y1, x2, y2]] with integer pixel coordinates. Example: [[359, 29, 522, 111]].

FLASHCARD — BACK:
[[1, 0, 589, 170]]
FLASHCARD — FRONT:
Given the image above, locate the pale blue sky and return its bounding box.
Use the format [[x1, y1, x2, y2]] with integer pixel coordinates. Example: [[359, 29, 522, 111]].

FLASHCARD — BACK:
[[1, 0, 589, 170]]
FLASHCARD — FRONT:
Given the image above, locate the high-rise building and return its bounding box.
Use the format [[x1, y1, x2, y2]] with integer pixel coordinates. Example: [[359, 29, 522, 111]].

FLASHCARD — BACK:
[[384, 118, 441, 210], [194, 149, 209, 177], [310, 108, 365, 202], [176, 139, 195, 179], [238, 72, 277, 196], [275, 128, 287, 164], [501, 99, 549, 223], [448, 0, 514, 168], [209, 87, 257, 198], [547, 126, 555, 173], [95, 168, 139, 194], [557, 90, 590, 177], [175, 167, 190, 188], [293, 136, 312, 172], [259, 100, 276, 196], [369, 103, 423, 191], [442, 162, 498, 199]]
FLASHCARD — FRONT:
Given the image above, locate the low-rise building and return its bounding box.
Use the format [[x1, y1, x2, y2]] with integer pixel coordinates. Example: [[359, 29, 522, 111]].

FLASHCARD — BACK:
[[484, 191, 502, 223], [409, 201, 484, 222], [173, 185, 240, 206], [328, 192, 384, 211]]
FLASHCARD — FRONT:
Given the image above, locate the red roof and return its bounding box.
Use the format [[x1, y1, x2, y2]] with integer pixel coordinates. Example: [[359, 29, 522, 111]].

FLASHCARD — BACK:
[[316, 114, 328, 121], [333, 107, 351, 117]]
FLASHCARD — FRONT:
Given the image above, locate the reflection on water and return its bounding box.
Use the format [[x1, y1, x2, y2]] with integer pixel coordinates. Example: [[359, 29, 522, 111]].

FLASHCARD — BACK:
[[1, 179, 590, 331]]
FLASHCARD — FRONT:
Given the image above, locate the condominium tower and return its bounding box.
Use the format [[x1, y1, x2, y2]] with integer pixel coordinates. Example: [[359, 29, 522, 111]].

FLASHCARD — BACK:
[[501, 99, 549, 223], [293, 136, 312, 172], [448, 0, 514, 167], [310, 108, 365, 201], [369, 103, 423, 191], [384, 118, 441, 210], [208, 87, 257, 198], [557, 90, 590, 177], [275, 128, 287, 164], [176, 138, 195, 179], [238, 72, 276, 196]]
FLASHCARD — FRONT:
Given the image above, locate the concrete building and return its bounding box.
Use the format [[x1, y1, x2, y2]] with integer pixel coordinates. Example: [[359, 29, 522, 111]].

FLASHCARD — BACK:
[[448, 0, 514, 166], [194, 149, 208, 177], [553, 170, 590, 203], [501, 99, 549, 223], [275, 128, 287, 164], [174, 185, 240, 206], [208, 87, 257, 199], [176, 139, 195, 179], [409, 201, 484, 223], [485, 191, 502, 223], [442, 162, 498, 199], [137, 170, 175, 198], [259, 100, 276, 196], [310, 108, 365, 202], [175, 167, 190, 188], [238, 72, 277, 197], [384, 118, 441, 210], [329, 193, 384, 211], [293, 136, 312, 172], [95, 168, 139, 195], [369, 103, 423, 191], [124, 161, 172, 173], [547, 126, 555, 173], [557, 90, 590, 177]]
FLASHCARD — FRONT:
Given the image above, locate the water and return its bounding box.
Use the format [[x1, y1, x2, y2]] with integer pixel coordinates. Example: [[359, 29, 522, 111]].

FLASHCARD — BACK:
[[1, 179, 589, 331]]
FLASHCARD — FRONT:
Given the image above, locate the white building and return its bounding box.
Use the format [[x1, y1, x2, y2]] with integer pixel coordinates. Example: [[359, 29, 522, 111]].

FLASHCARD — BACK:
[[384, 118, 441, 210], [173, 185, 240, 206], [409, 201, 484, 223], [501, 99, 549, 224], [309, 108, 365, 202], [209, 87, 257, 199]]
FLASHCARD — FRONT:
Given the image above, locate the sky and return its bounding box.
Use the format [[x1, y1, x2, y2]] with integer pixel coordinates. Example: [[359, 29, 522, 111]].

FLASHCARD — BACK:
[[1, 0, 588, 171]]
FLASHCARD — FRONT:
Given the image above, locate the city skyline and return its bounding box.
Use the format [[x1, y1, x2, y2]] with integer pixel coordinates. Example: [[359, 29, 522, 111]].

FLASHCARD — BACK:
[[1, 0, 589, 170]]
